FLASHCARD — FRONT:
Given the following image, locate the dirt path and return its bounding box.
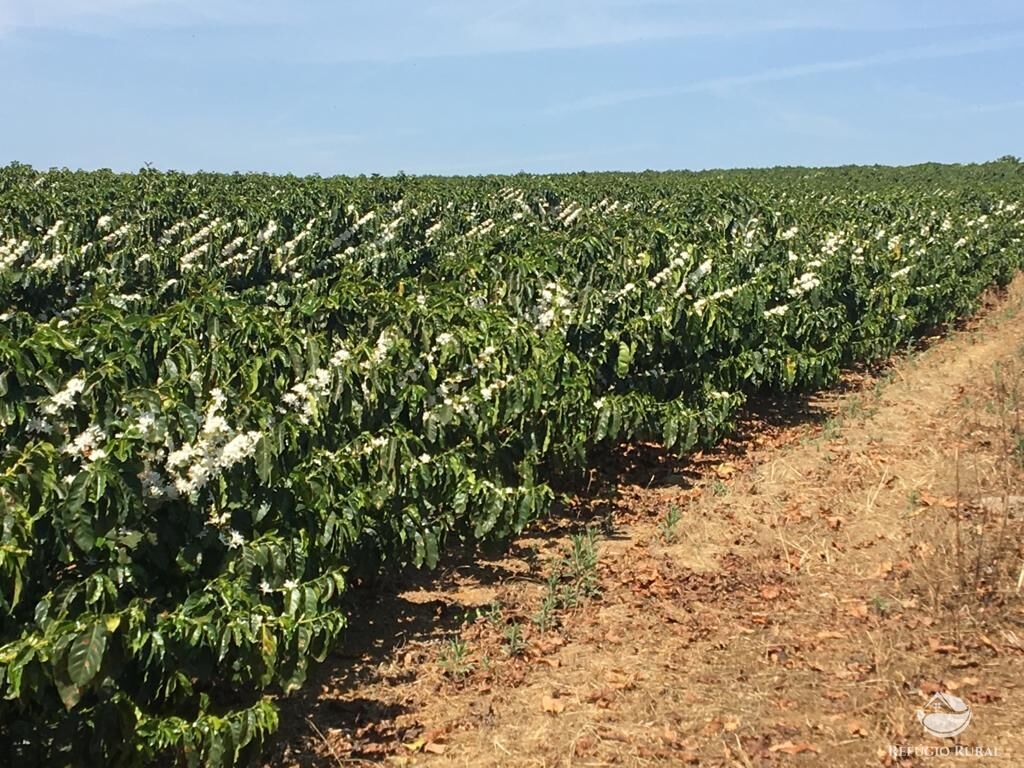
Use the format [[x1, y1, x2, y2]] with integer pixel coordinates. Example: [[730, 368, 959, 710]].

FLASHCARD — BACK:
[[270, 279, 1024, 768]]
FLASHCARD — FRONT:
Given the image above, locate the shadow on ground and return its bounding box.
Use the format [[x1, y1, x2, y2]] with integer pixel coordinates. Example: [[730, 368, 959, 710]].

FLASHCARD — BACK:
[[265, 376, 850, 764]]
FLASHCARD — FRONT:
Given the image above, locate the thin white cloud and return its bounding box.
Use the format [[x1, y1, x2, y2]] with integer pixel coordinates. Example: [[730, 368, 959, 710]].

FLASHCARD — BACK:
[[446, 1, 823, 58], [274, 1, 834, 64], [960, 98, 1024, 114], [0, 0, 278, 36], [275, 133, 366, 149], [548, 32, 1024, 115], [916, 97, 1024, 120], [411, 0, 1024, 62], [3, 0, 1023, 64], [0, 0, 920, 58], [725, 92, 854, 140]]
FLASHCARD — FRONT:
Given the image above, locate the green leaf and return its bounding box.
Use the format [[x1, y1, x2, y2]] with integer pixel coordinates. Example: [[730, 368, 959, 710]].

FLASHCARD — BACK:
[[253, 499, 271, 524], [423, 529, 439, 569], [296, 625, 311, 655], [72, 519, 97, 553], [245, 362, 261, 396], [285, 587, 301, 617], [283, 657, 308, 693], [206, 731, 226, 768], [93, 469, 107, 499], [34, 598, 50, 627], [66, 471, 89, 512], [615, 341, 632, 377], [255, 435, 273, 484], [595, 402, 611, 441], [67, 621, 109, 687]]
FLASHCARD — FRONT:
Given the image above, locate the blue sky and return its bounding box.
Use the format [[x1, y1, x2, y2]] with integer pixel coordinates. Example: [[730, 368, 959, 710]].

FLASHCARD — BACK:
[[1, 0, 1023, 175]]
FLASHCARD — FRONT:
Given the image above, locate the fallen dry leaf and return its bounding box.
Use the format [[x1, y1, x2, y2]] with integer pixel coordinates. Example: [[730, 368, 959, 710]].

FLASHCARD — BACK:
[[539, 635, 566, 651], [919, 491, 957, 508], [702, 718, 723, 736], [928, 637, 959, 654], [541, 694, 565, 714], [971, 689, 1003, 703], [604, 628, 625, 643], [573, 735, 597, 757], [421, 728, 447, 744], [847, 720, 870, 737], [769, 741, 820, 755], [847, 603, 870, 619], [584, 687, 616, 708], [605, 670, 634, 690]]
